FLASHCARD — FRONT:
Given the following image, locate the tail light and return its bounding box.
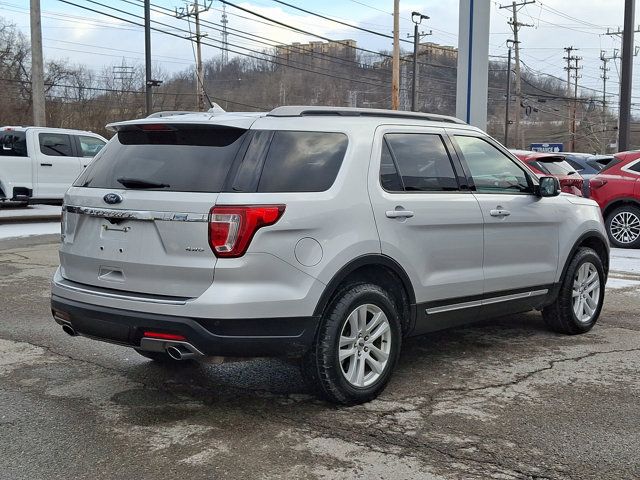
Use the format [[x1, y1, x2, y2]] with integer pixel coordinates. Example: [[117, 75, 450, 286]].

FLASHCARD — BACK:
[[589, 178, 608, 189], [208, 205, 285, 258]]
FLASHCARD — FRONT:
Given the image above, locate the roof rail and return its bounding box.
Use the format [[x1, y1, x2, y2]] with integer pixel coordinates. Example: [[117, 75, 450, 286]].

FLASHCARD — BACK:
[[267, 106, 466, 124]]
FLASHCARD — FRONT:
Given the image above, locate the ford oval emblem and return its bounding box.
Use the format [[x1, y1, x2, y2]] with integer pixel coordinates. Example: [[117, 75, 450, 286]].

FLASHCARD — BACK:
[[103, 193, 123, 205]]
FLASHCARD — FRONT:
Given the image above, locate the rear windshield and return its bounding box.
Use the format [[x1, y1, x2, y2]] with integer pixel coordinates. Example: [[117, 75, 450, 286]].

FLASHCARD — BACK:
[[0, 130, 27, 157], [74, 125, 247, 192], [535, 160, 577, 175]]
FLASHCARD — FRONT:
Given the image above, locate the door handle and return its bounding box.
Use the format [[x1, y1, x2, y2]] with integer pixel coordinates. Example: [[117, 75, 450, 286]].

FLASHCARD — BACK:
[[40, 163, 52, 167], [490, 209, 511, 217], [386, 209, 414, 219]]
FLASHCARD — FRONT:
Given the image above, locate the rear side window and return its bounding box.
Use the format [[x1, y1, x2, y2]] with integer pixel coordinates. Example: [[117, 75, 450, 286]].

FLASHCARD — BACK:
[[0, 131, 27, 157], [256, 131, 347, 192], [77, 135, 106, 157], [565, 159, 584, 172], [628, 161, 640, 173], [383, 133, 458, 192], [74, 125, 247, 192], [39, 133, 73, 157]]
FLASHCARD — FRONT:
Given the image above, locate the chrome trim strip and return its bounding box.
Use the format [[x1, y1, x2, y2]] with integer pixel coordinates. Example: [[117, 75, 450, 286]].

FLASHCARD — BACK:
[[481, 289, 548, 306], [425, 299, 482, 315], [64, 205, 208, 223], [425, 289, 548, 315], [53, 278, 189, 305]]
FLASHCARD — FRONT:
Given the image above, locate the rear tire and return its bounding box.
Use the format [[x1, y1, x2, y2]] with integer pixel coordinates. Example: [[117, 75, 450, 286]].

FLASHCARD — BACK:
[[302, 283, 402, 405], [542, 247, 605, 335], [605, 205, 640, 248]]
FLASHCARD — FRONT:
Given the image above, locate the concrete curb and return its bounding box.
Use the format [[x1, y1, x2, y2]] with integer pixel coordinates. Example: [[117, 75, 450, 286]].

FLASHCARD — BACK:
[[0, 214, 61, 224]]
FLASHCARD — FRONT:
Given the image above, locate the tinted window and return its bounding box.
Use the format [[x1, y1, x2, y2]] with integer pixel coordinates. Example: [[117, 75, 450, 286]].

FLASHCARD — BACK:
[[39, 133, 73, 157], [0, 131, 27, 157], [565, 159, 584, 172], [536, 160, 576, 175], [74, 125, 246, 192], [629, 161, 640, 173], [231, 131, 273, 192], [257, 131, 347, 192], [455, 136, 530, 194], [379, 140, 403, 191], [78, 135, 106, 157], [384, 133, 458, 192]]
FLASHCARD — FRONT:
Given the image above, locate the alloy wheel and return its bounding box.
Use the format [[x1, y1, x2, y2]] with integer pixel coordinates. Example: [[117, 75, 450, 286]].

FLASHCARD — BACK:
[[572, 262, 601, 323], [609, 211, 640, 244], [338, 304, 392, 388]]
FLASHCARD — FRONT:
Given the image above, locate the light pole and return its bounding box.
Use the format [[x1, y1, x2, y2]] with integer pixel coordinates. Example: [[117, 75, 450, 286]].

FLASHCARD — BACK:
[[410, 11, 431, 112]]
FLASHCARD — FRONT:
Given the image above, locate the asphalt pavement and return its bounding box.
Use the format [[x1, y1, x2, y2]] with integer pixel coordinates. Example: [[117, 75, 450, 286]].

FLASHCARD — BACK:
[[0, 234, 639, 480]]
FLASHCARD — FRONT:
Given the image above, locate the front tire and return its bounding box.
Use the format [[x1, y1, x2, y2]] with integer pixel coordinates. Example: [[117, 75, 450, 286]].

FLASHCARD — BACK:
[[542, 247, 605, 335], [605, 205, 640, 248], [302, 283, 402, 405]]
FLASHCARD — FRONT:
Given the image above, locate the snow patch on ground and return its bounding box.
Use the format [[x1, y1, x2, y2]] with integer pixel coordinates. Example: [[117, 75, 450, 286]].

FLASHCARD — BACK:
[[0, 204, 61, 219], [0, 222, 60, 240]]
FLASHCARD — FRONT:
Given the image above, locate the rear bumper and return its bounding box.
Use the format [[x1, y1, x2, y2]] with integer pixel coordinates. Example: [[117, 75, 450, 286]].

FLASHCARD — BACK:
[[51, 295, 319, 357]]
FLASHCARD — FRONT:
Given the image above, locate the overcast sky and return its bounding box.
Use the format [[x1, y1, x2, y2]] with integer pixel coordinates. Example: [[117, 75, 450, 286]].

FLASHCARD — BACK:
[[2, 0, 639, 108]]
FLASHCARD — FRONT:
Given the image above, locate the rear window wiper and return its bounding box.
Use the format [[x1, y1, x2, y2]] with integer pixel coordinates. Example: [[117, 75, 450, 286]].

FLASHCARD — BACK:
[[116, 177, 170, 189]]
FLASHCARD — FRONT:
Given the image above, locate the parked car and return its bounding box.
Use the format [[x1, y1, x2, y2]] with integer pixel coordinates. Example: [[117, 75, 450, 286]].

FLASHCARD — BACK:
[[587, 150, 640, 248], [511, 150, 584, 196], [563, 153, 615, 179], [0, 126, 107, 205], [51, 106, 609, 404]]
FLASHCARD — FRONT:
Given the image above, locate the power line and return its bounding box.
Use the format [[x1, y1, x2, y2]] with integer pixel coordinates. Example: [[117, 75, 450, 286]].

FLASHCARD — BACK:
[[267, 0, 412, 44]]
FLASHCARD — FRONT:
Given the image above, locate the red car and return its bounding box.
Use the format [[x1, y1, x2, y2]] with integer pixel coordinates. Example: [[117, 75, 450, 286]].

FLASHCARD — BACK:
[[510, 150, 584, 196], [588, 150, 640, 248]]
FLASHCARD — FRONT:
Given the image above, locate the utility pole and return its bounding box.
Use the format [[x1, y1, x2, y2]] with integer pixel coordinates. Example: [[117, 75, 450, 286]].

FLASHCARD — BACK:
[[176, 1, 211, 111], [619, 0, 635, 151], [409, 12, 431, 112], [504, 39, 514, 146], [391, 0, 400, 110], [144, 0, 153, 115], [600, 50, 614, 154], [564, 47, 581, 151], [500, 1, 534, 149], [30, 0, 46, 126], [221, 3, 229, 65]]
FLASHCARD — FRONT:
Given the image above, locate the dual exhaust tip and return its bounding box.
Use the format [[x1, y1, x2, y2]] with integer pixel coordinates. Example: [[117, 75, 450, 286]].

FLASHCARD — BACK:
[[165, 344, 197, 361], [60, 323, 200, 361]]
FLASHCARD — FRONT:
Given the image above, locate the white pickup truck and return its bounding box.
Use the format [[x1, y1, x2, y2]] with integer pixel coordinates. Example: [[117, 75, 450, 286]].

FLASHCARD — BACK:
[[0, 126, 107, 205]]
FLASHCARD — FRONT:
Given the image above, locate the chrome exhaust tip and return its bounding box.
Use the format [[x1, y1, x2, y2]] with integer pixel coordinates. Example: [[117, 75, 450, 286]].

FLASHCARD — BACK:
[[61, 323, 77, 337], [166, 345, 195, 361]]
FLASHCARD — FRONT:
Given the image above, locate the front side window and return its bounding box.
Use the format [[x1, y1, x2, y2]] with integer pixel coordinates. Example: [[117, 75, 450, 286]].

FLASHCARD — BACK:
[[0, 131, 27, 157], [455, 135, 531, 194], [39, 133, 73, 157], [78, 135, 106, 157], [382, 133, 458, 192]]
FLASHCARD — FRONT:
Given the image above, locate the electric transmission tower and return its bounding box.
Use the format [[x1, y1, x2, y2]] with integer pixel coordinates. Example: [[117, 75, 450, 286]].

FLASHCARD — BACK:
[[221, 3, 229, 65]]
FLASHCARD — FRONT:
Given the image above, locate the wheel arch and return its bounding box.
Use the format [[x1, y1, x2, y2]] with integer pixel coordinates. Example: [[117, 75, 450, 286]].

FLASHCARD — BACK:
[[602, 197, 640, 220], [313, 255, 416, 336], [560, 231, 610, 283]]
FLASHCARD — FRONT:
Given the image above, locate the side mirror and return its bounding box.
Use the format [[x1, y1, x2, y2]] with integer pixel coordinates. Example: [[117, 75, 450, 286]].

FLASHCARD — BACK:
[[537, 176, 561, 197]]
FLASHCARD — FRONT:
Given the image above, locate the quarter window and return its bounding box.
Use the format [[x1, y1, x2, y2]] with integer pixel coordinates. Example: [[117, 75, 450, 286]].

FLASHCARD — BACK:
[[257, 131, 347, 192], [77, 135, 106, 157], [628, 161, 640, 173], [39, 133, 73, 157], [382, 133, 458, 192], [455, 136, 531, 194]]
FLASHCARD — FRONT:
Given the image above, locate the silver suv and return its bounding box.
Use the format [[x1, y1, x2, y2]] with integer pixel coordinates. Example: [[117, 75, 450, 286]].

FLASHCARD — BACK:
[[51, 106, 609, 405]]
